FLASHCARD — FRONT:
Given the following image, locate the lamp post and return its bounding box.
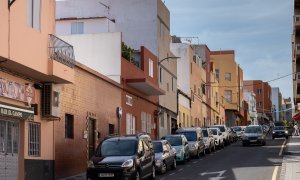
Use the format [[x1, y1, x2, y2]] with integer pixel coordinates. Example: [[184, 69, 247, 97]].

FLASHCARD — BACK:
[[158, 56, 180, 64]]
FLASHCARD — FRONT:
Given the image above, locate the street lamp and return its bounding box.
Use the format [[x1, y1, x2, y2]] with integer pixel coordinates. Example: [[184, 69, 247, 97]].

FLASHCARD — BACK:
[[158, 56, 180, 64]]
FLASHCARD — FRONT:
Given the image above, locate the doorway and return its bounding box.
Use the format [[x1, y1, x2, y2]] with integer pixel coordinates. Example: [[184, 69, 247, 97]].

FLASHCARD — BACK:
[[0, 119, 19, 180], [88, 119, 96, 160]]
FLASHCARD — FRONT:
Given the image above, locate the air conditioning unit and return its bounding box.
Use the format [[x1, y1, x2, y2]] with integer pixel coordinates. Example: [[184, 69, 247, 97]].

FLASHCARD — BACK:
[[42, 83, 61, 118]]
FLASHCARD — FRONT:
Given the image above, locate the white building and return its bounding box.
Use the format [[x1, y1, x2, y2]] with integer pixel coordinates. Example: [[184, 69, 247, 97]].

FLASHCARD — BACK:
[[56, 0, 177, 138], [244, 89, 258, 125], [271, 87, 283, 122]]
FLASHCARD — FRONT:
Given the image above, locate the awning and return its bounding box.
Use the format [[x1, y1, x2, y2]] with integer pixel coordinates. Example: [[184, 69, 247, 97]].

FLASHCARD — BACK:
[[293, 112, 300, 121], [126, 78, 165, 96], [0, 102, 34, 120]]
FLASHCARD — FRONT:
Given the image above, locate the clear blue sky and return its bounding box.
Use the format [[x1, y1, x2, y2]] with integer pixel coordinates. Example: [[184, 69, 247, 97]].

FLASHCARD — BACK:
[[164, 0, 293, 99]]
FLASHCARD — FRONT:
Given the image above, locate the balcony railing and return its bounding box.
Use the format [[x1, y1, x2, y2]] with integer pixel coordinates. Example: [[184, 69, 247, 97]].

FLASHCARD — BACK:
[[48, 34, 75, 68]]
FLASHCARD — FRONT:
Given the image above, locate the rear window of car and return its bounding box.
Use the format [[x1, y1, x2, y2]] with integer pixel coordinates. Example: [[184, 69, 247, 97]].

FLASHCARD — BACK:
[[274, 126, 284, 130], [202, 130, 208, 137], [210, 129, 217, 135], [98, 140, 137, 156], [244, 127, 262, 134], [177, 132, 197, 141], [153, 142, 163, 153], [213, 126, 225, 132], [163, 136, 182, 146]]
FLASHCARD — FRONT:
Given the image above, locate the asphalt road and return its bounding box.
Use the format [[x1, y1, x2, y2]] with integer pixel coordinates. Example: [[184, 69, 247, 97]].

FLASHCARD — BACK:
[[157, 136, 285, 180]]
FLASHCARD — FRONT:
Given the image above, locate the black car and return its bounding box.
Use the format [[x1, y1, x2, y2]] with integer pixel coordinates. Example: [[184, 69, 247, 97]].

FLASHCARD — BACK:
[[87, 134, 155, 180], [153, 140, 176, 174], [272, 126, 289, 139]]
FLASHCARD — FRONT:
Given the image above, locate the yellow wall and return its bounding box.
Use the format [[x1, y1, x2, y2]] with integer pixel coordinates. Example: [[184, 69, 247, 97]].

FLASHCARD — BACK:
[[178, 105, 191, 128], [210, 52, 240, 111]]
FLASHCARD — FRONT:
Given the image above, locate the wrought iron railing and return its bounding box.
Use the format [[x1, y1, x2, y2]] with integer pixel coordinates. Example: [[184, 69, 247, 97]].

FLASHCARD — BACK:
[[48, 34, 75, 68]]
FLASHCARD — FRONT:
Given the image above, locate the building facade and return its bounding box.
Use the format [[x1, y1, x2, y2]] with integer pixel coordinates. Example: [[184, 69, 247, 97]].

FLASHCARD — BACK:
[[210, 50, 244, 127], [243, 89, 258, 125], [0, 1, 75, 179], [244, 80, 272, 124], [282, 98, 293, 121], [271, 87, 283, 122]]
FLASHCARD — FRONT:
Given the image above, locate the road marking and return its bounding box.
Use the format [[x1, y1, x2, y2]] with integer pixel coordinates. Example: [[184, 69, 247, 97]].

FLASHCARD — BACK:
[[178, 168, 184, 172], [200, 170, 226, 180], [159, 178, 165, 180], [279, 139, 287, 156], [272, 166, 279, 180], [193, 161, 197, 164], [169, 172, 175, 176]]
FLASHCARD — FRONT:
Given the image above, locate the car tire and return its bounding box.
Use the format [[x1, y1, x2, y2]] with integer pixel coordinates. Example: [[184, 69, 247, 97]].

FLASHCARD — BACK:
[[202, 148, 206, 156], [161, 161, 167, 174], [242, 142, 246, 147], [171, 158, 177, 170], [272, 136, 275, 140], [196, 149, 201, 159], [149, 165, 155, 180]]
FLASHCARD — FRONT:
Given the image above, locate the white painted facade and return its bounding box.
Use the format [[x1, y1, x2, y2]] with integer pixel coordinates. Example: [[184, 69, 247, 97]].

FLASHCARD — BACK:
[[170, 43, 191, 96], [59, 33, 122, 83], [243, 89, 258, 125], [271, 87, 283, 122]]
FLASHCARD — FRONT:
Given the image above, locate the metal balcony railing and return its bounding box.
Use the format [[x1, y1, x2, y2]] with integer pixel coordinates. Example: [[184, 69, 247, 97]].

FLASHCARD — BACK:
[[48, 34, 75, 68]]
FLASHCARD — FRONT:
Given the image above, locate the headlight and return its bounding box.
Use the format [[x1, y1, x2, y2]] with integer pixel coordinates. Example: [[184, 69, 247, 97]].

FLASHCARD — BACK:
[[121, 159, 134, 168], [285, 130, 288, 134], [272, 132, 275, 134], [87, 160, 95, 168]]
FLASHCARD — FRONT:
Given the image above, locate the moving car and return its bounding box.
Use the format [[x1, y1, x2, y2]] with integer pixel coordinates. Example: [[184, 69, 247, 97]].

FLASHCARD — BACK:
[[242, 125, 266, 146], [153, 140, 176, 174], [176, 127, 206, 158], [232, 126, 243, 140], [202, 128, 215, 153], [272, 126, 289, 139], [211, 125, 230, 145], [86, 134, 155, 180], [161, 135, 190, 163], [209, 128, 224, 149]]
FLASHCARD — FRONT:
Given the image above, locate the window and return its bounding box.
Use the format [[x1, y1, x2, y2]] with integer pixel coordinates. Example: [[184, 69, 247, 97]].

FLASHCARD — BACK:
[[202, 83, 206, 95], [224, 90, 232, 103], [216, 69, 220, 81], [141, 112, 151, 133], [160, 115, 164, 128], [71, 22, 84, 34], [258, 102, 262, 107], [149, 59, 154, 77], [126, 95, 133, 106], [225, 72, 231, 81], [65, 114, 74, 139], [172, 78, 174, 91], [167, 83, 169, 92], [257, 89, 262, 94], [109, 124, 114, 135], [126, 113, 136, 134], [160, 68, 162, 83], [27, 0, 41, 30], [28, 122, 40, 156], [194, 84, 196, 93]]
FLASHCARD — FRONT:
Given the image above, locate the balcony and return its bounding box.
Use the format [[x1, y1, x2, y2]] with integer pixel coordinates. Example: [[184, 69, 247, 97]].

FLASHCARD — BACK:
[[48, 35, 75, 83]]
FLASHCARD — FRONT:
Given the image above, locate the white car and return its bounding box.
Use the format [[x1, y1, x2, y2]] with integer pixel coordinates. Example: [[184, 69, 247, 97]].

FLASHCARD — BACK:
[[211, 125, 230, 145], [209, 128, 225, 149]]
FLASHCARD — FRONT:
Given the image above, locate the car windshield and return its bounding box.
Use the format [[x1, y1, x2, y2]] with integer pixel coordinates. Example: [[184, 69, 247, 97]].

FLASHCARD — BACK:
[[232, 127, 242, 132], [164, 136, 182, 146], [274, 126, 285, 130], [202, 130, 208, 137], [153, 142, 163, 153], [177, 132, 197, 141], [210, 129, 217, 135], [213, 126, 225, 132], [98, 140, 137, 156], [244, 127, 262, 134]]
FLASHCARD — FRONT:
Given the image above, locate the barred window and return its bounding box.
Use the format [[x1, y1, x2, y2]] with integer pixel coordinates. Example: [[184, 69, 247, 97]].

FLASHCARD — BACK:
[[65, 114, 74, 139], [28, 122, 41, 156]]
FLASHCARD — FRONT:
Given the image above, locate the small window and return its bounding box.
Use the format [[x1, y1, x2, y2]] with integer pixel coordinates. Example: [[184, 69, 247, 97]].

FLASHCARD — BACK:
[[225, 72, 231, 81], [149, 59, 154, 77], [71, 22, 84, 34], [28, 122, 40, 156], [160, 115, 164, 128], [126, 95, 133, 106], [109, 124, 114, 135], [126, 113, 136, 134], [202, 83, 206, 95], [224, 90, 232, 103], [27, 0, 41, 30], [167, 83, 169, 92], [257, 89, 262, 95], [65, 114, 74, 139], [258, 102, 262, 107], [215, 69, 220, 81], [160, 68, 163, 83]]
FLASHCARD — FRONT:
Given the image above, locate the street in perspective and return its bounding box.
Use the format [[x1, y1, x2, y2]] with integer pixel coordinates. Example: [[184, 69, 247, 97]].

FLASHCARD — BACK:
[[1, 0, 300, 180]]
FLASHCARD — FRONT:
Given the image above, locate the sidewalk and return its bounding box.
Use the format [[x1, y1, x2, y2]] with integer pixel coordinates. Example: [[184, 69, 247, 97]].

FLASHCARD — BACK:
[[280, 136, 300, 180]]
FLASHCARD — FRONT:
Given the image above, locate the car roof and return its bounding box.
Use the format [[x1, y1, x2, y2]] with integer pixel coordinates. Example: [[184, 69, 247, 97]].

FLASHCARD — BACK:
[[104, 136, 138, 142], [153, 140, 168, 144], [209, 127, 220, 130], [163, 134, 183, 138], [176, 127, 202, 131]]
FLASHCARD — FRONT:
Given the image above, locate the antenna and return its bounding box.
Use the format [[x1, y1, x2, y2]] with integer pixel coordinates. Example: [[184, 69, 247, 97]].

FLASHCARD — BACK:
[[98, 1, 111, 32]]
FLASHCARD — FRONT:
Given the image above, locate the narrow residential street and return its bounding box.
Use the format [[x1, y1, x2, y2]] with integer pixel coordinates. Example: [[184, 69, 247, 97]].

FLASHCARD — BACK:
[[157, 136, 285, 180]]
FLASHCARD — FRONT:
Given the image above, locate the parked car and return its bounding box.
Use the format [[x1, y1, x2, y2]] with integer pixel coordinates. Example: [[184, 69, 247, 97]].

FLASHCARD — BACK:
[[209, 127, 225, 149], [232, 126, 243, 140], [242, 125, 266, 146], [86, 134, 155, 180], [211, 125, 230, 145], [262, 124, 270, 134], [153, 140, 176, 174], [176, 127, 206, 158], [202, 128, 216, 153], [272, 126, 289, 139], [161, 135, 190, 163]]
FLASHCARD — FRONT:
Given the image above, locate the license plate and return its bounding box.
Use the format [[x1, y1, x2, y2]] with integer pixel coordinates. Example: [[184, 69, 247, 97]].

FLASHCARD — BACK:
[[99, 173, 114, 177], [250, 140, 257, 142]]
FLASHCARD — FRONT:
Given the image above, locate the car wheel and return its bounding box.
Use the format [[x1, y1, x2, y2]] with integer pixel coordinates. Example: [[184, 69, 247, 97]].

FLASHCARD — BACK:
[[161, 161, 167, 174], [213, 144, 216, 152], [135, 171, 140, 180], [272, 136, 275, 140], [196, 149, 200, 159], [171, 159, 177, 169], [149, 165, 155, 179]]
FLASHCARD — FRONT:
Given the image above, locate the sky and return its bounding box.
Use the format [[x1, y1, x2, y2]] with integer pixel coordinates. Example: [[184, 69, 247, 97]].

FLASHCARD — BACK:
[[164, 0, 293, 99]]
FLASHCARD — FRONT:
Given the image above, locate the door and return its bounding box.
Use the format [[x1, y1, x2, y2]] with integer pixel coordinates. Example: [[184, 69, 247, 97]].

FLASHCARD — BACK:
[[0, 120, 19, 180], [88, 119, 96, 159]]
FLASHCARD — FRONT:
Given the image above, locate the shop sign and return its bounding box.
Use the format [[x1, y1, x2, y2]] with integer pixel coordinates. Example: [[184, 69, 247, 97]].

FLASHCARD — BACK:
[[0, 103, 34, 120], [0, 78, 35, 104]]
